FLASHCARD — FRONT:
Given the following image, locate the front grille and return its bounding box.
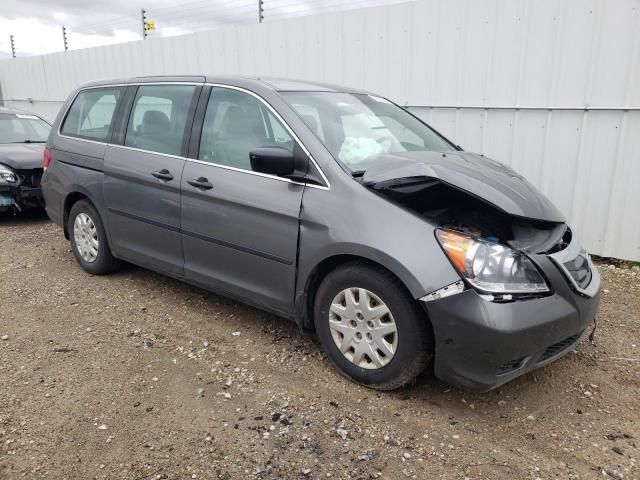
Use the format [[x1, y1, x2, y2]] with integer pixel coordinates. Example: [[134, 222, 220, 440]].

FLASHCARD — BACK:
[[17, 168, 43, 188], [562, 253, 592, 289], [546, 226, 572, 254], [496, 356, 526, 375], [539, 331, 583, 362]]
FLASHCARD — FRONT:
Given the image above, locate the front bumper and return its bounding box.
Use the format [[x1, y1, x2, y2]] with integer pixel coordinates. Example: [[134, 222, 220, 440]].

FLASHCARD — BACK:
[[0, 185, 44, 211], [423, 253, 600, 392]]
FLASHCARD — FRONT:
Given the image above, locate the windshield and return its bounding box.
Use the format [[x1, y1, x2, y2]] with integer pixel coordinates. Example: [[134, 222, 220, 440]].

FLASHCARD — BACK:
[[282, 92, 455, 172], [0, 113, 50, 144]]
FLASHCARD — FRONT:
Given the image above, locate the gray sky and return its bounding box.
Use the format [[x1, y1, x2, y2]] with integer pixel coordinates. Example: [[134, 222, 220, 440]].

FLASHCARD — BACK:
[[0, 0, 407, 57]]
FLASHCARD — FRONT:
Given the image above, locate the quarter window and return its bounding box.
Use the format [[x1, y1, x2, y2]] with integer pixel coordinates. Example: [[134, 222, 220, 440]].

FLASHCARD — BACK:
[[61, 88, 122, 141], [198, 88, 294, 171], [125, 85, 196, 156]]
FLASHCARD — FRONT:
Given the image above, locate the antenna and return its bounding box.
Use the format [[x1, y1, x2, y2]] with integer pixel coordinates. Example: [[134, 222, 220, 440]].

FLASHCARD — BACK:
[[10, 34, 16, 58]]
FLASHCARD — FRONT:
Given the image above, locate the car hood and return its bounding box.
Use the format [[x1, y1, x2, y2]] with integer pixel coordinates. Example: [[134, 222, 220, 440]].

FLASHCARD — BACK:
[[361, 150, 564, 222], [0, 143, 45, 170]]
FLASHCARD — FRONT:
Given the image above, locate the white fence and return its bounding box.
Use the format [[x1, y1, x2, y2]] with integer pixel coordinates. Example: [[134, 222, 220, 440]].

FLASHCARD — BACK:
[[1, 0, 638, 260]]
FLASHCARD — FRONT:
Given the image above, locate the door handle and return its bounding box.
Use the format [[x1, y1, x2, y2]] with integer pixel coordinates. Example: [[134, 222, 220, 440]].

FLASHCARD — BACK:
[[187, 177, 213, 190], [152, 169, 174, 181]]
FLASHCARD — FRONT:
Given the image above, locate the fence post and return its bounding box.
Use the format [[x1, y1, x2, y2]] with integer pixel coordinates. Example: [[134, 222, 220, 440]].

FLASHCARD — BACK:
[[62, 26, 69, 51], [141, 9, 148, 39]]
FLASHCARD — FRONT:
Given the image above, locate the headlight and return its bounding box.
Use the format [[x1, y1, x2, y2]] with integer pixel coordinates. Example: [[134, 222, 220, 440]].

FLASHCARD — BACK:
[[435, 229, 549, 294], [0, 164, 18, 185]]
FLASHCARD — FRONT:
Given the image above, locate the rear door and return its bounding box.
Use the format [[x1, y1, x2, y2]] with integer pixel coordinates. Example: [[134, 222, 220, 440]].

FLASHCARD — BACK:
[[180, 86, 305, 315], [103, 83, 199, 276]]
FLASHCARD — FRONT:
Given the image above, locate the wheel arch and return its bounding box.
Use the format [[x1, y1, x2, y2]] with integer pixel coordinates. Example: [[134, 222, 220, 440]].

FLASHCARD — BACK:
[[62, 189, 96, 239], [295, 251, 430, 333]]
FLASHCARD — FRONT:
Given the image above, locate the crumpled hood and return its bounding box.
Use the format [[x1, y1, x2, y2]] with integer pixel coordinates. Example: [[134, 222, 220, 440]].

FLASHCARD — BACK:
[[0, 143, 45, 170], [361, 150, 564, 222]]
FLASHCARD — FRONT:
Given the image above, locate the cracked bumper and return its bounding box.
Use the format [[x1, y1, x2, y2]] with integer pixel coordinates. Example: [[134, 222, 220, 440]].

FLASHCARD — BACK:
[[422, 256, 600, 392], [0, 185, 44, 211]]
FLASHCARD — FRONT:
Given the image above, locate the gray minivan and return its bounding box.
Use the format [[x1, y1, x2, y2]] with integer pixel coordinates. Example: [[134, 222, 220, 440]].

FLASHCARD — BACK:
[[42, 76, 600, 391]]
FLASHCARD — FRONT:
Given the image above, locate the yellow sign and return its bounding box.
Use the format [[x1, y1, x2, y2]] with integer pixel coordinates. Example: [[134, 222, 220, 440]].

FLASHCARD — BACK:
[[145, 21, 156, 31]]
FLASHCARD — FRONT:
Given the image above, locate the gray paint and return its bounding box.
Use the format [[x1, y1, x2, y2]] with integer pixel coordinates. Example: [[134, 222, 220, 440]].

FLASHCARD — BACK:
[[42, 75, 601, 391], [103, 144, 186, 277], [361, 151, 565, 222], [43, 75, 461, 315], [426, 247, 600, 391], [181, 160, 304, 316]]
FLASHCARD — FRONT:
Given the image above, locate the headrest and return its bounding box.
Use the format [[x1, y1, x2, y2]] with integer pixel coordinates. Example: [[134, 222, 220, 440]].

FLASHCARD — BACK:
[[141, 110, 170, 135], [220, 106, 248, 137]]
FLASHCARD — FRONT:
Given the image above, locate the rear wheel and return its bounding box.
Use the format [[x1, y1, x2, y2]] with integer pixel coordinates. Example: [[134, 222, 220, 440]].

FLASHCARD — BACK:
[[68, 200, 121, 275], [314, 262, 434, 390]]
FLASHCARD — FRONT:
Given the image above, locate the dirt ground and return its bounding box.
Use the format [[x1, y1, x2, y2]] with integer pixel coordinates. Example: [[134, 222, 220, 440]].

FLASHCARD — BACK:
[[0, 212, 638, 480]]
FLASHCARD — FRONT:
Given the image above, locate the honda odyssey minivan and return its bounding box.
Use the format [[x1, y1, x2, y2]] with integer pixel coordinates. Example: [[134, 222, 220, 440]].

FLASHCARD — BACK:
[[42, 76, 600, 391]]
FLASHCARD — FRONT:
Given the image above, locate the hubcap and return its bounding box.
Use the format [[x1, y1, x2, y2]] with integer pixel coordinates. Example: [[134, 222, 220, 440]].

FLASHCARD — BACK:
[[328, 287, 398, 369], [73, 212, 99, 263]]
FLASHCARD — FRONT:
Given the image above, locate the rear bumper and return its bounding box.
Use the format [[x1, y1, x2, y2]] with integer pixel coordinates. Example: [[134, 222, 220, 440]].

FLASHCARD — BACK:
[[423, 256, 600, 392]]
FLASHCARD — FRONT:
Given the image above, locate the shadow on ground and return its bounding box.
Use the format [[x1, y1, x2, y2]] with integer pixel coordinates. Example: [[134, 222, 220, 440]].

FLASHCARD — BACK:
[[0, 209, 49, 226]]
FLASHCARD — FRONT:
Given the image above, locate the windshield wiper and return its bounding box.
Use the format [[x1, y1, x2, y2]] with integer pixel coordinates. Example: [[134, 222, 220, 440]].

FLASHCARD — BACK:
[[12, 140, 47, 144]]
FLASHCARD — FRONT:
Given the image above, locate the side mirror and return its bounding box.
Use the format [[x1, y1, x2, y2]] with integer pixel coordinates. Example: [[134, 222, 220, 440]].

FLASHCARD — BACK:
[[249, 147, 295, 177]]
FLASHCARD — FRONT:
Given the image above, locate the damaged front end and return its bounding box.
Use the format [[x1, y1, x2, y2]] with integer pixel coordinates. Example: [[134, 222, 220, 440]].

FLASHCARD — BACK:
[[360, 151, 600, 391], [360, 151, 588, 301], [365, 176, 575, 301], [0, 163, 45, 213]]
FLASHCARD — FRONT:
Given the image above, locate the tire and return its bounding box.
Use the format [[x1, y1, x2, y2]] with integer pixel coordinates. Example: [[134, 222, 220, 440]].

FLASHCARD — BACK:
[[68, 199, 122, 275], [314, 262, 434, 390]]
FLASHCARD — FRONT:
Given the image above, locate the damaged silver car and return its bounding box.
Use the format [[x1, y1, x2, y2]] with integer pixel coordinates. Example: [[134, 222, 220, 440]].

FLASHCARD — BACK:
[[42, 76, 600, 391], [0, 107, 50, 213]]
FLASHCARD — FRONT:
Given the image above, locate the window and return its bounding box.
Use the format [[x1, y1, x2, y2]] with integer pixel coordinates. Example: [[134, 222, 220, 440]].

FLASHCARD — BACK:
[[281, 92, 454, 172], [288, 103, 325, 141], [61, 88, 122, 141], [125, 85, 196, 156], [0, 114, 50, 144], [199, 88, 294, 171]]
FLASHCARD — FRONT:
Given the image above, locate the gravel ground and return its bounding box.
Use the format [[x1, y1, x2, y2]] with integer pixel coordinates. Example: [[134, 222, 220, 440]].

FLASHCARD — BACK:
[[0, 212, 638, 480]]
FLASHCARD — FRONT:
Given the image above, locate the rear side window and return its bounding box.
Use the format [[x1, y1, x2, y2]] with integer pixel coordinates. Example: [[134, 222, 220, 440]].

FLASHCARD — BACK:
[[61, 88, 122, 141], [124, 85, 196, 156]]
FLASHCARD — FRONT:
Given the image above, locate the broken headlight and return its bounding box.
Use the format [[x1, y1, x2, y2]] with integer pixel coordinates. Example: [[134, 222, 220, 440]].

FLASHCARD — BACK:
[[0, 164, 18, 185], [435, 229, 549, 294]]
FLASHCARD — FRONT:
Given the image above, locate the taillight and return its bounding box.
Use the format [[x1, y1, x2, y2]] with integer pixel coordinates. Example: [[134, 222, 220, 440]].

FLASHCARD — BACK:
[[43, 147, 52, 169]]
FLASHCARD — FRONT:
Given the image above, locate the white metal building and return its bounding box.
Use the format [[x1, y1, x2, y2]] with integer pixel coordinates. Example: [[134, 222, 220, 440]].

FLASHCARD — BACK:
[[1, 0, 638, 260]]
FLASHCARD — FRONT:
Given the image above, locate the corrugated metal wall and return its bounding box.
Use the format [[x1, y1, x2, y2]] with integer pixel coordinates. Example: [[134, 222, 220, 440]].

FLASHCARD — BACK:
[[1, 0, 638, 260]]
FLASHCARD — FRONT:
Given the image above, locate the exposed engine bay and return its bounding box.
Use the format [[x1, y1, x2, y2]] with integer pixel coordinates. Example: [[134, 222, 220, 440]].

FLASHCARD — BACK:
[[366, 177, 570, 255]]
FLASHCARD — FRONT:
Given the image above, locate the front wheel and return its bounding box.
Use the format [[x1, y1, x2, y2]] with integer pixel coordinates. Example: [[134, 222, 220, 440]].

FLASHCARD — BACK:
[[314, 262, 434, 390], [68, 200, 122, 275]]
